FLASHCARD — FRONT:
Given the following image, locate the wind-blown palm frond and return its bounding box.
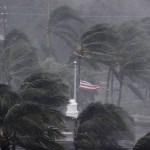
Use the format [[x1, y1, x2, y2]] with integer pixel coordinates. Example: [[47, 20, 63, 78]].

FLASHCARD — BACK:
[[15, 136, 64, 150], [75, 21, 150, 104], [3, 29, 29, 48], [2, 102, 65, 149], [133, 133, 150, 150], [0, 71, 69, 149], [48, 6, 83, 26], [44, 6, 83, 59], [19, 73, 69, 107], [75, 24, 120, 70], [0, 29, 40, 88], [54, 24, 79, 37], [75, 102, 134, 150], [78, 103, 128, 134], [52, 30, 78, 41], [80, 24, 120, 45], [0, 84, 20, 122], [3, 103, 65, 133], [53, 31, 75, 48]]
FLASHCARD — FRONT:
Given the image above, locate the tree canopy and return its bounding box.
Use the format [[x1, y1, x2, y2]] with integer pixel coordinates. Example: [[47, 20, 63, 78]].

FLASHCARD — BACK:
[[74, 102, 135, 150], [0, 29, 40, 89], [0, 72, 69, 150]]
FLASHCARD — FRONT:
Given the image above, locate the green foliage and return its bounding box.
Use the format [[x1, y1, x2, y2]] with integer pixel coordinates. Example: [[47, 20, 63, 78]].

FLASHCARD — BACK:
[[0, 84, 20, 126], [14, 136, 64, 150], [48, 6, 83, 26], [133, 133, 150, 150], [75, 102, 134, 150], [45, 6, 83, 59], [3, 29, 30, 46], [75, 20, 150, 103], [40, 57, 100, 111], [0, 29, 40, 89], [116, 21, 150, 101], [117, 21, 149, 73], [2, 103, 65, 150], [19, 72, 69, 107], [76, 24, 120, 65], [41, 58, 73, 81], [0, 72, 69, 149]]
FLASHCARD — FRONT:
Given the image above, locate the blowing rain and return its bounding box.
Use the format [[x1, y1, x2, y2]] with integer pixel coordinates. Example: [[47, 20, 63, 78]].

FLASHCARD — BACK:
[[0, 0, 150, 150]]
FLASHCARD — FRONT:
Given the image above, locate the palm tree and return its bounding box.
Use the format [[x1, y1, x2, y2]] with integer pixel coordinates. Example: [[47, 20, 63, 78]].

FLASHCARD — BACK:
[[133, 132, 150, 150], [115, 20, 150, 106], [2, 103, 65, 150], [42, 6, 83, 59], [0, 29, 40, 89], [75, 22, 150, 106], [74, 102, 134, 150], [75, 23, 121, 103], [0, 84, 20, 127], [19, 72, 69, 107], [0, 72, 69, 150]]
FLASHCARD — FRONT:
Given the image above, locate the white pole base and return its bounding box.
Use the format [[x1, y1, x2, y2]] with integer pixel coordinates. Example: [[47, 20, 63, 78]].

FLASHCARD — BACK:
[[66, 99, 78, 118]]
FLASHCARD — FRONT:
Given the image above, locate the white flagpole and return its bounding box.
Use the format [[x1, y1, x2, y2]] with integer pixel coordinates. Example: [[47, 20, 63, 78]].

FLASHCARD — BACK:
[[66, 60, 78, 118], [74, 61, 77, 102]]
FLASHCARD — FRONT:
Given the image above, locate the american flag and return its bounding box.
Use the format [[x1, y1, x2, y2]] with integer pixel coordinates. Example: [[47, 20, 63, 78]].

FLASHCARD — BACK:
[[79, 80, 100, 90]]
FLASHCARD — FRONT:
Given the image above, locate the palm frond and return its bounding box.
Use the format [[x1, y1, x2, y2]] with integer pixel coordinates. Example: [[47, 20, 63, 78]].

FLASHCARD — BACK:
[[14, 136, 64, 150], [52, 30, 78, 41], [133, 133, 150, 150], [49, 6, 83, 26], [3, 29, 30, 47], [19, 73, 69, 106], [53, 31, 74, 48], [0, 84, 21, 111], [75, 102, 134, 149], [54, 24, 79, 38]]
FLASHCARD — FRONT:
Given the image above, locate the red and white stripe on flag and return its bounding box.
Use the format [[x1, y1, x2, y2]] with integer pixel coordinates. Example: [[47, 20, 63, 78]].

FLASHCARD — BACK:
[[79, 80, 100, 90]]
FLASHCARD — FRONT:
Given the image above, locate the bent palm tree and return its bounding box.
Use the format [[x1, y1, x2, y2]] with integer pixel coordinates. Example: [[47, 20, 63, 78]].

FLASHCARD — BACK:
[[2, 103, 65, 150], [0, 72, 69, 150], [115, 21, 150, 105], [19, 72, 69, 107], [75, 22, 150, 105], [75, 24, 120, 63], [0, 84, 20, 127], [44, 6, 83, 58], [133, 132, 150, 150], [74, 102, 135, 150], [0, 29, 40, 89], [75, 24, 121, 103]]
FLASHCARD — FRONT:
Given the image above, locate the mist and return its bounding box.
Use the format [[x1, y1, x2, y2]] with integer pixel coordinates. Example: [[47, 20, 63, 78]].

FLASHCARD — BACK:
[[0, 0, 150, 149]]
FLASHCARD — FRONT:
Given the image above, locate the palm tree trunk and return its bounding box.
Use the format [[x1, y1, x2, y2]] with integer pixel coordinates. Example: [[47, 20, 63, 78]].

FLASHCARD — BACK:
[[117, 74, 123, 107], [0, 136, 10, 150], [48, 32, 56, 58], [105, 67, 111, 103], [110, 71, 114, 104], [148, 88, 150, 103], [1, 52, 6, 84], [12, 131, 16, 150], [74, 144, 78, 150], [12, 144, 16, 150], [144, 87, 148, 102]]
